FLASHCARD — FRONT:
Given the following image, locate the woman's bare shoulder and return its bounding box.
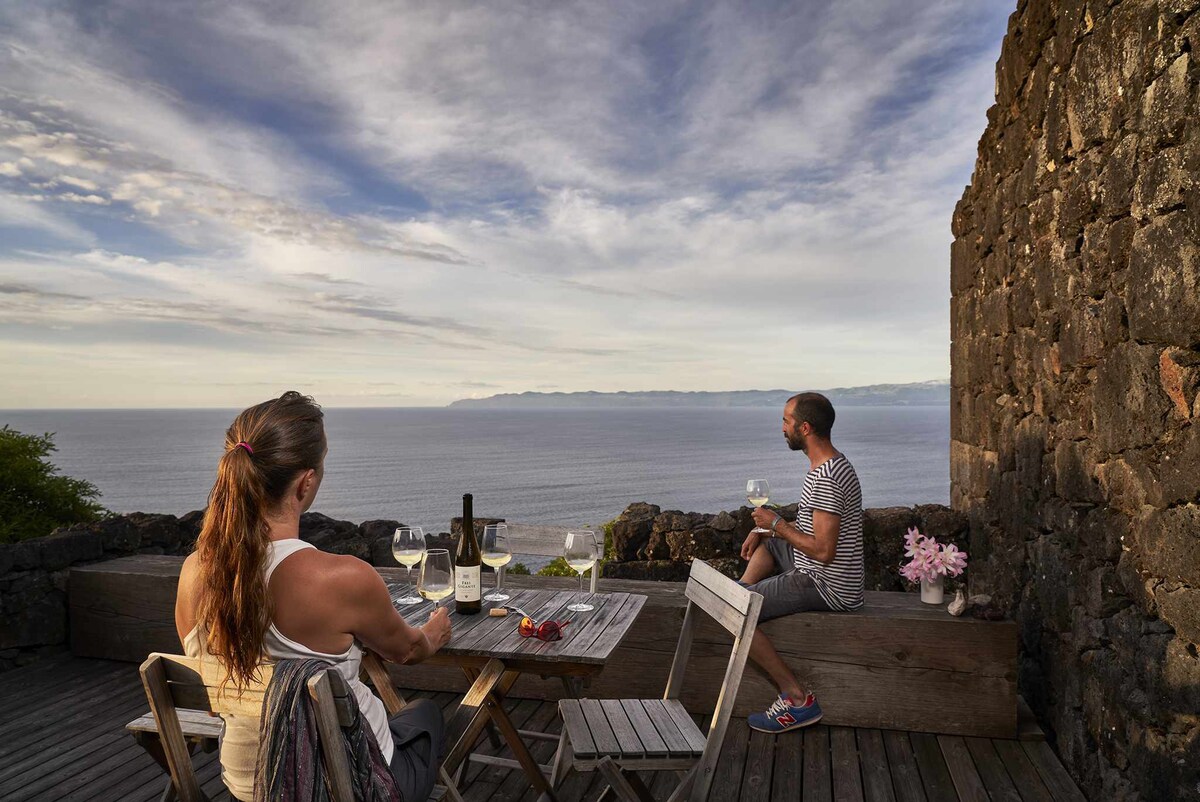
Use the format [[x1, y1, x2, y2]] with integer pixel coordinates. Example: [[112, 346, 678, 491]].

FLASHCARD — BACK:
[[284, 546, 375, 582]]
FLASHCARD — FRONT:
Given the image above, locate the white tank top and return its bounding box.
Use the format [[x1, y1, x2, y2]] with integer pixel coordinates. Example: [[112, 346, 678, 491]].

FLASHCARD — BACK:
[[184, 539, 394, 801]]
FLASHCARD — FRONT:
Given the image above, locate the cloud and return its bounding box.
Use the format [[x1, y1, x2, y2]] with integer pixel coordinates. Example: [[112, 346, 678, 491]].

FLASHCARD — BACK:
[[0, 0, 1011, 407]]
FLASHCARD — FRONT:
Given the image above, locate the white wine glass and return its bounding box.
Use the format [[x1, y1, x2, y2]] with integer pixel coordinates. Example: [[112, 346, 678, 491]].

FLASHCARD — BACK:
[[747, 479, 771, 535], [482, 524, 512, 602], [418, 548, 453, 608], [564, 530, 598, 613], [392, 526, 425, 606]]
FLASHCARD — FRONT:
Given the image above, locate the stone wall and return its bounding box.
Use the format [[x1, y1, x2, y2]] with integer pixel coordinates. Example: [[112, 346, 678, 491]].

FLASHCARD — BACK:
[[950, 1, 1200, 799], [0, 511, 408, 673], [604, 502, 968, 591]]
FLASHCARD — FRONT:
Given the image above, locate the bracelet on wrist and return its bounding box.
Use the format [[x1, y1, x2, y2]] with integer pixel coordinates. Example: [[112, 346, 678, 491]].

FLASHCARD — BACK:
[[770, 514, 782, 535]]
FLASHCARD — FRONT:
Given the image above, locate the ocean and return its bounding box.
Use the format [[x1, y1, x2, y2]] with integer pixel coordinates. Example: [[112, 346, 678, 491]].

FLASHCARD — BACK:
[[1, 406, 949, 533]]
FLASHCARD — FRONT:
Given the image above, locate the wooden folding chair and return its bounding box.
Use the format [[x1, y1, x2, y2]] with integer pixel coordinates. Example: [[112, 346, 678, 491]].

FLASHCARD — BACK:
[[138, 653, 458, 802], [551, 559, 762, 802]]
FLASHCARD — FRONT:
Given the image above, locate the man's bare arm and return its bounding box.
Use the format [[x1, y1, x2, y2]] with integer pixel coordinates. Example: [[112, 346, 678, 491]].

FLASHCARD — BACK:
[[751, 507, 839, 563]]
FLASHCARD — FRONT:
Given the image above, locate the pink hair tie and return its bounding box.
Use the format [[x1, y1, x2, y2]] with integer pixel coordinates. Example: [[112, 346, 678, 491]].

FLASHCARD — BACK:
[[234, 442, 254, 455]]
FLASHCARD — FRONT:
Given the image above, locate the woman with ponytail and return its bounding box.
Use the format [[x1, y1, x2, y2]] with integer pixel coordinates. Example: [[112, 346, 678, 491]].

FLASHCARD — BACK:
[[174, 391, 452, 802]]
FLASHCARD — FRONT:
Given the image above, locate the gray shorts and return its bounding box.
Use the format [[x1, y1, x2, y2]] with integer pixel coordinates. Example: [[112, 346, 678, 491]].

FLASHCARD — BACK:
[[747, 537, 832, 622], [388, 698, 444, 802]]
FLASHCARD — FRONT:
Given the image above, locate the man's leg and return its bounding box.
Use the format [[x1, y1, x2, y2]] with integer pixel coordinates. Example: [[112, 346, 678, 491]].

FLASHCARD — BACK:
[[749, 629, 807, 700], [739, 538, 778, 585]]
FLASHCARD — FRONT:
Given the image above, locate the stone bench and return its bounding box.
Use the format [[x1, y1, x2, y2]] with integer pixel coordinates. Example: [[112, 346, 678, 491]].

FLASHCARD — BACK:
[[69, 555, 1018, 737]]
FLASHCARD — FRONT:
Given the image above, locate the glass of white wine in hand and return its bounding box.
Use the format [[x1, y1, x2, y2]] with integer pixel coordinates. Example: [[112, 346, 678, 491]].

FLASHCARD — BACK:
[[392, 526, 426, 606], [482, 524, 512, 602], [418, 548, 454, 608], [564, 530, 598, 613], [746, 479, 771, 535]]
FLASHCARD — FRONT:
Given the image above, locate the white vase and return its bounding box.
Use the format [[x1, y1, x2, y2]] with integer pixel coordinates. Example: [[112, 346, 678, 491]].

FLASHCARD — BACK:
[[920, 576, 944, 605]]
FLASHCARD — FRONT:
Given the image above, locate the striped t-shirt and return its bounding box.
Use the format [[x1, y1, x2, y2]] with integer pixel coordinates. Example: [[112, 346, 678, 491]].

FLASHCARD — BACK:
[[793, 454, 865, 611]]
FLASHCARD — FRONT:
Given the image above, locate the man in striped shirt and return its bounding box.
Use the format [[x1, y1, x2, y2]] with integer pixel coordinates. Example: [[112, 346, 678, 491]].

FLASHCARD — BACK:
[[742, 392, 865, 734]]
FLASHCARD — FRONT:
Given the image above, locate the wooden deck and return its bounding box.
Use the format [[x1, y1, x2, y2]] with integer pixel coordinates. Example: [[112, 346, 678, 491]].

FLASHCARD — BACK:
[[0, 655, 1086, 801]]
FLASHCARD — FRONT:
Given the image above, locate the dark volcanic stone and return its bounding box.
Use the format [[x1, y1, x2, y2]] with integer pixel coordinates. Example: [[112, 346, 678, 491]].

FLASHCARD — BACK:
[[610, 503, 659, 562]]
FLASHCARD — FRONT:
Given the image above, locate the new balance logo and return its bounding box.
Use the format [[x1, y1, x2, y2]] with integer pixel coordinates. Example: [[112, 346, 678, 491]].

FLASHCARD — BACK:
[[775, 713, 797, 726]]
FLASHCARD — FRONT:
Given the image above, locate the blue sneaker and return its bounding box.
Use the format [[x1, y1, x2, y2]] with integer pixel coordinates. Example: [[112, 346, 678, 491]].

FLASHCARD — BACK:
[[747, 693, 823, 734]]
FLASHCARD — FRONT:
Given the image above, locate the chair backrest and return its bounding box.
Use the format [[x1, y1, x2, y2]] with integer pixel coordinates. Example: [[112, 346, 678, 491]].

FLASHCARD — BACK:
[[139, 653, 357, 802], [661, 560, 762, 802], [503, 523, 600, 592]]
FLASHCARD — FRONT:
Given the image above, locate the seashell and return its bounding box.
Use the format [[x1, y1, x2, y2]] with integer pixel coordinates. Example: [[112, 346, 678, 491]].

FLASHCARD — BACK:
[[948, 589, 967, 616]]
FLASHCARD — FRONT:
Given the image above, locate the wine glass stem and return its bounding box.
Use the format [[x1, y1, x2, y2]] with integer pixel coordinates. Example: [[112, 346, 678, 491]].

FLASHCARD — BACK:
[[497, 565, 504, 592], [578, 570, 584, 606]]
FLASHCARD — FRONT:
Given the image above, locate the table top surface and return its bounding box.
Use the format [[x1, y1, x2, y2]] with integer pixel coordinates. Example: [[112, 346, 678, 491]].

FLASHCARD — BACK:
[[387, 582, 647, 666]]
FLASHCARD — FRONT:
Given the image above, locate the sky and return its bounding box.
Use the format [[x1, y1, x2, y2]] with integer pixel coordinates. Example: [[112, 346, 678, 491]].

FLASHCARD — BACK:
[[0, 0, 1013, 408]]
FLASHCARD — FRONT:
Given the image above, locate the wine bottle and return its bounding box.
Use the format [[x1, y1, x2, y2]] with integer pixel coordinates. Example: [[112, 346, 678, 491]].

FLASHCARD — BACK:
[[455, 493, 482, 614]]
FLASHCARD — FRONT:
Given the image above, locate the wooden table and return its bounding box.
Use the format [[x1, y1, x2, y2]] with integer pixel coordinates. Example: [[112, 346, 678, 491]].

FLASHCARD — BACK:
[[388, 582, 647, 799]]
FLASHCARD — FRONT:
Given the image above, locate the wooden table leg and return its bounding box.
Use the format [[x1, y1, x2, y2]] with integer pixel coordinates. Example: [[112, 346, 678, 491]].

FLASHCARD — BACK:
[[462, 665, 505, 750], [443, 659, 515, 774], [484, 693, 557, 800]]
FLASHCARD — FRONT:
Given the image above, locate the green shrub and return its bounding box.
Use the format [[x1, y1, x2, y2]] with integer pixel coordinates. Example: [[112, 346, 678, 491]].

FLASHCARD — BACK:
[[536, 557, 577, 577], [0, 426, 106, 543], [508, 562, 531, 575], [536, 518, 618, 577]]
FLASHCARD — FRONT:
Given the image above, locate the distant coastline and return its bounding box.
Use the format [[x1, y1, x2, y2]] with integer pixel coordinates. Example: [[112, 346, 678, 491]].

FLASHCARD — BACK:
[[448, 380, 950, 409]]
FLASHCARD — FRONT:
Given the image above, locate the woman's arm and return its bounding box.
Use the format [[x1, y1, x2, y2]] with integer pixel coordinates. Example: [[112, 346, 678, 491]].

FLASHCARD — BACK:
[[338, 559, 452, 664], [175, 553, 202, 645]]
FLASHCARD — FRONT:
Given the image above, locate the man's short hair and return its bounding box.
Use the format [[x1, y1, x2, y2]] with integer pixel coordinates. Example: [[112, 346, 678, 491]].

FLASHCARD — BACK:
[[788, 392, 835, 438]]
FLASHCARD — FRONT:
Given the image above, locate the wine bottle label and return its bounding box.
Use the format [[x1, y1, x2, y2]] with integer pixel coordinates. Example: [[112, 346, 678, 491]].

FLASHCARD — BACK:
[[455, 565, 481, 603]]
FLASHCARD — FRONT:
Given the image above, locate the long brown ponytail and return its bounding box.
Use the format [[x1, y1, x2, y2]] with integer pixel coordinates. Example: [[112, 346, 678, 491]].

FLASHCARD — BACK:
[[196, 391, 325, 690]]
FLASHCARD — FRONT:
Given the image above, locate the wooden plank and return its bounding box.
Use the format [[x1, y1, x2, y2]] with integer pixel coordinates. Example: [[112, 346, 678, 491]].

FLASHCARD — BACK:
[[1022, 741, 1087, 802], [856, 729, 896, 802], [909, 733, 957, 802], [685, 575, 747, 635], [661, 699, 707, 754], [639, 699, 694, 757], [771, 714, 804, 797], [0, 681, 146, 761], [126, 708, 224, 739], [537, 590, 618, 656], [451, 590, 561, 655], [689, 558, 755, 615], [307, 672, 356, 802], [0, 658, 129, 721], [0, 696, 149, 794], [600, 698, 647, 758], [831, 726, 864, 802], [742, 728, 776, 802], [560, 700, 598, 758], [70, 560, 183, 661], [992, 740, 1054, 802], [963, 738, 1023, 802], [618, 699, 669, 757], [510, 591, 593, 657], [803, 726, 833, 802], [580, 698, 621, 756], [937, 736, 989, 802], [560, 593, 646, 662], [663, 600, 698, 701], [139, 656, 204, 802], [882, 730, 927, 802], [705, 716, 750, 802], [444, 659, 512, 771], [6, 738, 147, 802]]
